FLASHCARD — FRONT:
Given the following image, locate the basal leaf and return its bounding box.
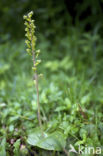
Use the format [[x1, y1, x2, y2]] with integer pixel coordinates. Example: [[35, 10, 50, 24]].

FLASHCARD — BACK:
[[27, 130, 66, 151]]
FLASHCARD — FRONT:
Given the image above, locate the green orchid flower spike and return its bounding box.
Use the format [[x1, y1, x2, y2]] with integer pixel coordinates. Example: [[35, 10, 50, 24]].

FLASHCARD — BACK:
[[23, 11, 42, 132]]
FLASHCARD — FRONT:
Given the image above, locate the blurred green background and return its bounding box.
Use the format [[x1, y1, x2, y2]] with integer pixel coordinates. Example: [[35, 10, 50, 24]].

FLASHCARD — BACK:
[[0, 0, 103, 155], [1, 0, 103, 40]]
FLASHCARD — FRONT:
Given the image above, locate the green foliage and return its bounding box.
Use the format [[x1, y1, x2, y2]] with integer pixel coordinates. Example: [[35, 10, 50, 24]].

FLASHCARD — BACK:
[[0, 28, 103, 155], [13, 139, 20, 156], [0, 138, 6, 156]]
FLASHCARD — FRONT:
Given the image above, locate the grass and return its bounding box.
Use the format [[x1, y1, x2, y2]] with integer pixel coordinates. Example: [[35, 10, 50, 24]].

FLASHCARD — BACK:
[[0, 29, 103, 155]]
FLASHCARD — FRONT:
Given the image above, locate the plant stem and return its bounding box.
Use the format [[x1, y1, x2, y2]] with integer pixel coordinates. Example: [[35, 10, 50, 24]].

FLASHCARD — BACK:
[[35, 73, 42, 130], [31, 42, 43, 134]]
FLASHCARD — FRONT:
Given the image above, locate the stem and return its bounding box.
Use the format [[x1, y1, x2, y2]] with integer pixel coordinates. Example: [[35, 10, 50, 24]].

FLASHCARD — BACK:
[[31, 41, 43, 134], [35, 73, 42, 130]]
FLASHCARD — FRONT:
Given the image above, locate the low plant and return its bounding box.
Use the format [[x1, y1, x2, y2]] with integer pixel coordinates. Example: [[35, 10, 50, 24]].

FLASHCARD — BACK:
[[23, 11, 67, 153]]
